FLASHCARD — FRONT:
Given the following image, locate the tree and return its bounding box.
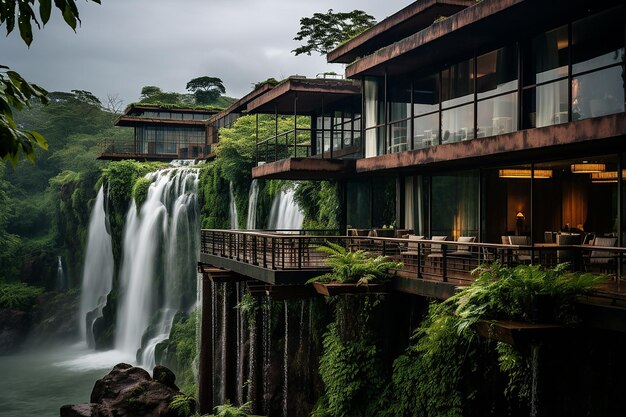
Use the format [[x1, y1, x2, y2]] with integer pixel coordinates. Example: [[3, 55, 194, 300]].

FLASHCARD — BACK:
[[0, 0, 101, 164], [186, 76, 225, 105], [292, 9, 376, 56]]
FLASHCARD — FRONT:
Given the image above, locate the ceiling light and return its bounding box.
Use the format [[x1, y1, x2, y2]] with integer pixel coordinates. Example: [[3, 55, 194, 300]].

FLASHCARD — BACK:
[[571, 163, 606, 173], [498, 169, 553, 179]]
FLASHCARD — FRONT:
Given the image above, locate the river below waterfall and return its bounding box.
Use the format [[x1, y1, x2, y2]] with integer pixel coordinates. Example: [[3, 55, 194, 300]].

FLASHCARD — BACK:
[[0, 344, 131, 417]]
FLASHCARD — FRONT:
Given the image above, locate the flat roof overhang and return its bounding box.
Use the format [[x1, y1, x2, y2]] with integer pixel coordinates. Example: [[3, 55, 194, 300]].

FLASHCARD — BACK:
[[356, 113, 626, 175], [346, 0, 624, 78], [246, 78, 361, 114], [124, 104, 218, 116], [114, 116, 209, 128], [200, 253, 328, 285], [328, 0, 474, 64], [207, 82, 275, 124], [252, 158, 357, 180], [96, 152, 187, 162]]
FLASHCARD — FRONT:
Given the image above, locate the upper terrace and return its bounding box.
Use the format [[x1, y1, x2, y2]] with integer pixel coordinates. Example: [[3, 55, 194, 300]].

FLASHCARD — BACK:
[[247, 76, 362, 180], [98, 104, 218, 161]]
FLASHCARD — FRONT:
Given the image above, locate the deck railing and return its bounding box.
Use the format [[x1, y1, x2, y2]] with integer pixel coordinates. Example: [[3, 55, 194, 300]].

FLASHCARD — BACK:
[[256, 128, 312, 164], [99, 139, 210, 159], [200, 229, 626, 300]]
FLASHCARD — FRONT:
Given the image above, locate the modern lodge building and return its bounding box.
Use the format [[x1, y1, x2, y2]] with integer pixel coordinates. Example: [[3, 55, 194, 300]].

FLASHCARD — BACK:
[[195, 0, 626, 414]]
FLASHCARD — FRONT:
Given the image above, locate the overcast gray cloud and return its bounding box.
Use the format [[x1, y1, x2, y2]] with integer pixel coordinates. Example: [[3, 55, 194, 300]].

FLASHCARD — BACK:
[[1, 0, 407, 106]]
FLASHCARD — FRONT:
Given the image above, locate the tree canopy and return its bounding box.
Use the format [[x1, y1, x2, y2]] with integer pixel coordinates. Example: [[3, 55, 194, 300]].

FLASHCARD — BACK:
[[292, 9, 376, 56], [186, 76, 226, 105], [0, 0, 101, 164]]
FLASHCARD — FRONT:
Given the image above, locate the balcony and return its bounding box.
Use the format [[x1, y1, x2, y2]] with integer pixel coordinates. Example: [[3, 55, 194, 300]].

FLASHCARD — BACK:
[[200, 229, 626, 306], [98, 139, 212, 161]]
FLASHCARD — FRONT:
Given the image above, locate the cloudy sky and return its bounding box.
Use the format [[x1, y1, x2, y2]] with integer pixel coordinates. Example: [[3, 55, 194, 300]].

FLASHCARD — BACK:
[[2, 0, 407, 107]]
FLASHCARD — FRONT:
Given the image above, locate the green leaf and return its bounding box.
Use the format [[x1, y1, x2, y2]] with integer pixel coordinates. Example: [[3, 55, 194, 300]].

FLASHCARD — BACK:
[[62, 4, 77, 30], [17, 15, 34, 46], [30, 130, 48, 150], [40, 0, 52, 24]]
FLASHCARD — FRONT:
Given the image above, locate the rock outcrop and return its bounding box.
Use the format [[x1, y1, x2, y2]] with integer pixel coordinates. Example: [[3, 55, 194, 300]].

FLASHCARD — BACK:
[[0, 309, 30, 354], [60, 363, 192, 417]]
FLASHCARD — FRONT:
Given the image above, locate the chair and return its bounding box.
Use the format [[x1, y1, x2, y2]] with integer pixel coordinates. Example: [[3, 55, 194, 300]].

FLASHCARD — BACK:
[[449, 236, 476, 256], [508, 235, 533, 263], [544, 231, 555, 244], [401, 235, 425, 272], [427, 236, 448, 270], [588, 236, 618, 273], [556, 233, 581, 264], [401, 235, 425, 256]]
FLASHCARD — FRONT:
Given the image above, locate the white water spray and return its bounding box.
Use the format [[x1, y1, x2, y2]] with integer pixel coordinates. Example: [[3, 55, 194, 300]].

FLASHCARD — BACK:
[[115, 167, 199, 366], [79, 187, 114, 347], [268, 188, 304, 230], [230, 182, 239, 229], [246, 180, 259, 229]]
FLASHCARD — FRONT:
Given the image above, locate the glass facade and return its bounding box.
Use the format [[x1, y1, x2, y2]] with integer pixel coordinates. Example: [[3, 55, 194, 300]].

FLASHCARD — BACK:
[[363, 6, 625, 157], [136, 126, 207, 156], [400, 154, 624, 246]]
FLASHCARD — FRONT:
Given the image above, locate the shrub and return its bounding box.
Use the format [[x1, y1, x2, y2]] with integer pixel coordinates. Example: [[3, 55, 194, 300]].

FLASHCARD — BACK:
[[0, 282, 44, 310]]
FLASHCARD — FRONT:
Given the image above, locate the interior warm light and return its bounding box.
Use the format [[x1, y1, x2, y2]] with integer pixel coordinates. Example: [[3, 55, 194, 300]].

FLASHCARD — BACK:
[[516, 211, 525, 220], [591, 171, 617, 180], [498, 169, 553, 179], [570, 163, 606, 173]]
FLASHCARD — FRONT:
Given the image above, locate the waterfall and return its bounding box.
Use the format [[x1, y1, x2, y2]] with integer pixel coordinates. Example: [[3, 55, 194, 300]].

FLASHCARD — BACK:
[[114, 167, 199, 367], [230, 182, 239, 229], [262, 297, 271, 415], [530, 345, 539, 417], [283, 300, 289, 417], [56, 256, 65, 291], [268, 187, 304, 230], [246, 180, 259, 229], [211, 280, 218, 404], [246, 311, 256, 406], [220, 284, 228, 403], [236, 282, 244, 405], [79, 186, 114, 347]]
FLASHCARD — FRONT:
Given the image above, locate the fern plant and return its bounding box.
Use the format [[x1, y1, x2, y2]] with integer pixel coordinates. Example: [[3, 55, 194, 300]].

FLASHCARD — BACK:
[[307, 241, 403, 285], [168, 393, 195, 417], [206, 402, 252, 417]]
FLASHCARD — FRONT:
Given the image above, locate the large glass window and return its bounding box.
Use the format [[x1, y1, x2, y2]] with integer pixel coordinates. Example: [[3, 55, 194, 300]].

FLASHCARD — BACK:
[[477, 45, 518, 99], [431, 171, 479, 239], [413, 113, 439, 149], [387, 78, 411, 153], [571, 7, 625, 121], [442, 104, 474, 143], [442, 58, 474, 108]]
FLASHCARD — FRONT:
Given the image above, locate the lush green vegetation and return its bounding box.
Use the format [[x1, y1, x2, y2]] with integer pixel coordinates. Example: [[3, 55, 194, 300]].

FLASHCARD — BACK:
[[0, 282, 43, 310], [309, 242, 402, 285], [313, 295, 389, 417], [169, 311, 198, 395], [380, 263, 604, 417]]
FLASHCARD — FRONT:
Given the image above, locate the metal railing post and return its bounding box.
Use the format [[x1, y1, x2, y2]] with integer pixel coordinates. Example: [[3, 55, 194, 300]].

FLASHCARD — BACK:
[[442, 244, 448, 282]]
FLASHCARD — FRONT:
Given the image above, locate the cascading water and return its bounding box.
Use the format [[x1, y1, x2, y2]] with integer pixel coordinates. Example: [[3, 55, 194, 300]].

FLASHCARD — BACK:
[[246, 179, 259, 229], [230, 182, 239, 229], [283, 300, 289, 417], [56, 256, 65, 291], [263, 297, 271, 415], [530, 344, 539, 417], [115, 167, 199, 367], [268, 187, 304, 230], [79, 186, 114, 347]]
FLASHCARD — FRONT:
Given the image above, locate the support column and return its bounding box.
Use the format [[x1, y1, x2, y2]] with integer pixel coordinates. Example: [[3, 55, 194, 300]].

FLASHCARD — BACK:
[[198, 272, 214, 414]]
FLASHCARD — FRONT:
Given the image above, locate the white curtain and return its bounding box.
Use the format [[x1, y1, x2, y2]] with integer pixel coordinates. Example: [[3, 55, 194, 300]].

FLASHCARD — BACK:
[[364, 78, 378, 158]]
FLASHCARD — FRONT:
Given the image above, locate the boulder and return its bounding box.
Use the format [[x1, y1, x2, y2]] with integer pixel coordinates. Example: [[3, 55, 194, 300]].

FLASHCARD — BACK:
[[61, 363, 190, 417], [0, 309, 30, 355]]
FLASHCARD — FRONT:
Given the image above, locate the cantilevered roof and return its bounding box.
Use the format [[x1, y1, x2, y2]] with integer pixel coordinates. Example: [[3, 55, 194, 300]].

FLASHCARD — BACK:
[[246, 77, 361, 114], [114, 116, 210, 128], [207, 82, 275, 124], [346, 0, 623, 78], [327, 0, 474, 64], [114, 103, 218, 127]]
